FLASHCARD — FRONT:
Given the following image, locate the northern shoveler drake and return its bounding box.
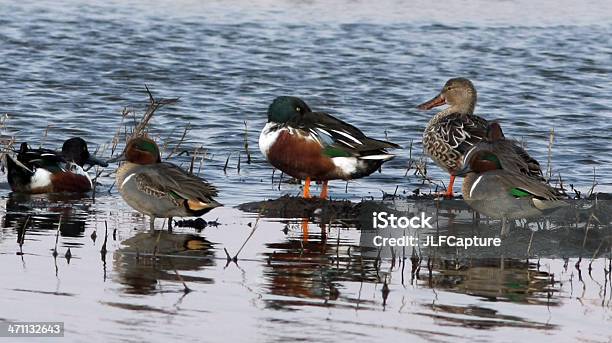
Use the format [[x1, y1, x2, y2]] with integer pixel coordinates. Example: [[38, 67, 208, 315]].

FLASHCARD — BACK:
[[458, 123, 566, 236], [111, 136, 220, 230], [417, 78, 542, 198], [6, 137, 108, 193], [259, 96, 400, 199]]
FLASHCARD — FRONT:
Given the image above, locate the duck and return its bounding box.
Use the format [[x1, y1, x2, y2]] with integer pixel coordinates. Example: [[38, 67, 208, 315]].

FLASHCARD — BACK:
[[417, 77, 542, 198], [457, 123, 566, 236], [6, 137, 108, 193], [259, 96, 400, 199], [111, 136, 220, 230]]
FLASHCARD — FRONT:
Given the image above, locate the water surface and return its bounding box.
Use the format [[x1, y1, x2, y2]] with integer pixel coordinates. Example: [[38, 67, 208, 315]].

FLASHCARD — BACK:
[[0, 0, 611, 342]]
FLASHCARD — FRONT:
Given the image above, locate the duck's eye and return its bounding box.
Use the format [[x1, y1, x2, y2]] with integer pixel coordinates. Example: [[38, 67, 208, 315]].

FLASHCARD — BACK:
[[296, 107, 301, 112]]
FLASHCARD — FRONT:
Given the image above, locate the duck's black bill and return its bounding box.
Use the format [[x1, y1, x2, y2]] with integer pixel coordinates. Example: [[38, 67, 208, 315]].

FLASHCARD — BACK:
[[454, 166, 473, 177], [86, 155, 109, 167], [105, 153, 126, 164], [417, 94, 446, 110]]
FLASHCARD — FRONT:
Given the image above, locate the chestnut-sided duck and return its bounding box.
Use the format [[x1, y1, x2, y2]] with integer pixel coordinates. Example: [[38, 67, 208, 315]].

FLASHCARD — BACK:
[[418, 78, 542, 198], [259, 96, 400, 199], [111, 136, 220, 230], [6, 137, 108, 193]]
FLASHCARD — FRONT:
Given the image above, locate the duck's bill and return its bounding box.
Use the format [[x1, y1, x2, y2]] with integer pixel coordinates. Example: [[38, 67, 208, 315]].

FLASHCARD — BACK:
[[417, 94, 446, 110], [453, 165, 473, 177], [86, 155, 109, 167], [105, 153, 126, 164]]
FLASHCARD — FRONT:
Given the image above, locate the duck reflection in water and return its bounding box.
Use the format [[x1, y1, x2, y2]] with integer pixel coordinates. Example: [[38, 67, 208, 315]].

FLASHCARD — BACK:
[[427, 258, 558, 305], [113, 231, 215, 295], [3, 192, 91, 237], [263, 219, 381, 309]]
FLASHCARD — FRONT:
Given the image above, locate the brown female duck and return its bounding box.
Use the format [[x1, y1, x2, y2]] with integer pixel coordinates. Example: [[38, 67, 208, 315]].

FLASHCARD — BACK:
[[418, 78, 542, 198]]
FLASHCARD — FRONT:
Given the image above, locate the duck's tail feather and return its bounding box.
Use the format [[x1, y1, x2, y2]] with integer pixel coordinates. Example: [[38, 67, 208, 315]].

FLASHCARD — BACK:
[[6, 154, 34, 192], [185, 198, 222, 216], [533, 198, 568, 212]]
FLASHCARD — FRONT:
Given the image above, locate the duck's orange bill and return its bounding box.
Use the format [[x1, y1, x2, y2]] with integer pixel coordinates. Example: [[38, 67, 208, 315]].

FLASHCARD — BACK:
[[417, 94, 446, 110]]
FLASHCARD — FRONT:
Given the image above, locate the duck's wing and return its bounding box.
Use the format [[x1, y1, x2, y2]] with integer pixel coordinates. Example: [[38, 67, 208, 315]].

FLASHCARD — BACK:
[[426, 113, 489, 157], [509, 144, 544, 179], [288, 111, 400, 158], [17, 143, 66, 172], [465, 137, 544, 180], [496, 171, 561, 201], [134, 163, 219, 204]]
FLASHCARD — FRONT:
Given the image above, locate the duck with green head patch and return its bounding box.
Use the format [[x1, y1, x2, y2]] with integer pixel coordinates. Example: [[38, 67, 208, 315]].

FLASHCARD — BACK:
[[417, 78, 543, 198], [259, 96, 400, 199], [458, 123, 566, 237], [111, 136, 220, 230]]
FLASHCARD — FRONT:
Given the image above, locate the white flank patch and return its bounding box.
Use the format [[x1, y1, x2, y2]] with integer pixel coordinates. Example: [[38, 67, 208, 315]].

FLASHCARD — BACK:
[[30, 168, 53, 189], [331, 129, 363, 145], [120, 174, 135, 190], [469, 175, 484, 198], [259, 123, 282, 159], [332, 157, 358, 175], [359, 154, 394, 161]]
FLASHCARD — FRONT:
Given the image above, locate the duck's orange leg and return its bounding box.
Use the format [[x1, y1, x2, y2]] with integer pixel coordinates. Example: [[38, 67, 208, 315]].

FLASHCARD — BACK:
[[303, 177, 311, 198], [319, 181, 329, 199], [445, 175, 456, 199], [301, 217, 309, 242]]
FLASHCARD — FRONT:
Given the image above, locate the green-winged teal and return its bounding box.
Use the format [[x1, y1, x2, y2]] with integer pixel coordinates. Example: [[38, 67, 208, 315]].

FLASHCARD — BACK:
[[418, 78, 542, 198], [111, 136, 220, 230], [458, 123, 566, 236]]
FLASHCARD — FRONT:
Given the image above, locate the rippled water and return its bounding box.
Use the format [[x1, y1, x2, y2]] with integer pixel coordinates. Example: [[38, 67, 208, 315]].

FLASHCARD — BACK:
[[0, 0, 611, 342]]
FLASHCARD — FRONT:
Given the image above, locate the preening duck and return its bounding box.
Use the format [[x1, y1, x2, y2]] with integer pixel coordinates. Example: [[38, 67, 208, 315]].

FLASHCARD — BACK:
[[6, 137, 108, 193], [259, 96, 400, 199]]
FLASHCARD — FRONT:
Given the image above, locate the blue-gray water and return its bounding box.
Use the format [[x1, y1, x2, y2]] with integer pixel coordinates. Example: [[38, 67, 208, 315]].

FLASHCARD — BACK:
[[0, 0, 611, 342]]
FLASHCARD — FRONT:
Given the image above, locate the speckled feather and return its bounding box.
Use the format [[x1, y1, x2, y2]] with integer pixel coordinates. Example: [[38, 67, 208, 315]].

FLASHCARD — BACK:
[[423, 112, 489, 172]]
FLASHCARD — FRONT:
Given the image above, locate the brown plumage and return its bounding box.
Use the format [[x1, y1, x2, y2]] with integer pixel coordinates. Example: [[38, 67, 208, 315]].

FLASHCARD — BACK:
[[418, 78, 543, 197]]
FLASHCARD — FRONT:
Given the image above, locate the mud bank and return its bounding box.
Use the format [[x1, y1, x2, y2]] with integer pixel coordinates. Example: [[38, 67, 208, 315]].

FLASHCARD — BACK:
[[238, 193, 612, 259]]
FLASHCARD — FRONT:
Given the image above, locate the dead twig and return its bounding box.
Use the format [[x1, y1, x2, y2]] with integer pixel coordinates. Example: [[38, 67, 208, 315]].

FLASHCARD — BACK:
[[546, 128, 554, 181], [132, 85, 179, 139], [166, 123, 191, 159], [53, 215, 63, 257], [243, 121, 251, 164]]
